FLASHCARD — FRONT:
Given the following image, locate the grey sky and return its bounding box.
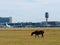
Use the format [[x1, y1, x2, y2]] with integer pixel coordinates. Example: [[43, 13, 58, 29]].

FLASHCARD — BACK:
[[0, 0, 60, 22]]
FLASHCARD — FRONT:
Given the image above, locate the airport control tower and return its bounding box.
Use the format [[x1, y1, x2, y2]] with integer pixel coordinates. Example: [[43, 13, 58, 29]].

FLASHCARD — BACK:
[[45, 12, 49, 23]]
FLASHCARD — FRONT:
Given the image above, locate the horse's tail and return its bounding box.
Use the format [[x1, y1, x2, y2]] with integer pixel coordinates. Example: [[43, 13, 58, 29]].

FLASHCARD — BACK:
[[43, 31, 44, 33], [41, 30, 44, 37]]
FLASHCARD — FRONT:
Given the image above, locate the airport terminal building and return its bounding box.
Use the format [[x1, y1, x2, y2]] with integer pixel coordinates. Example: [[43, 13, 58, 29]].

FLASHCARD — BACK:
[[0, 17, 12, 23], [0, 17, 60, 28], [0, 17, 12, 27]]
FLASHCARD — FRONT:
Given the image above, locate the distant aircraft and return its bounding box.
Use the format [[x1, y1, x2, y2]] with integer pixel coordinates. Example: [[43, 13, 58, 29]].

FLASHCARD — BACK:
[[5, 23, 12, 28]]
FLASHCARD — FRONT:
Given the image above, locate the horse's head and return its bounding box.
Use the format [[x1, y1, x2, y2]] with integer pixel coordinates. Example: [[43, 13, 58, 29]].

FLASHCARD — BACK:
[[31, 32, 34, 36]]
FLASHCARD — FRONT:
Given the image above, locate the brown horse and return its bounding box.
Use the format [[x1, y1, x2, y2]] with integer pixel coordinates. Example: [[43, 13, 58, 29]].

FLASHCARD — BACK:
[[31, 30, 44, 38]]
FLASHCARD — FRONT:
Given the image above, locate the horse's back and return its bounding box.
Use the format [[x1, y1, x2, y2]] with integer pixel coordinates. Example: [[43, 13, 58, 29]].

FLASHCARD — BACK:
[[39, 30, 44, 33]]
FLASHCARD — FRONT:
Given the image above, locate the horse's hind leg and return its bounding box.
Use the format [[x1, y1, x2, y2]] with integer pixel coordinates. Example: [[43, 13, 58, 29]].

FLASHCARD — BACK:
[[35, 35, 36, 38], [41, 34, 44, 38]]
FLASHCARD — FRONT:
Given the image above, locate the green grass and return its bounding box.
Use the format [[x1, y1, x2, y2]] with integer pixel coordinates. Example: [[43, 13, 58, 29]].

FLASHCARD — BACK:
[[0, 28, 60, 45]]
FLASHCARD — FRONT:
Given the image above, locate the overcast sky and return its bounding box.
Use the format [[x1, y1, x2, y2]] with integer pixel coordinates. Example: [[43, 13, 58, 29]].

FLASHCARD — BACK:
[[0, 0, 60, 22]]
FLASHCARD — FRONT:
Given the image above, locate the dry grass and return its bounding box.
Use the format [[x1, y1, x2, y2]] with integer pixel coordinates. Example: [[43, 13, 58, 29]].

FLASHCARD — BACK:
[[0, 28, 60, 45]]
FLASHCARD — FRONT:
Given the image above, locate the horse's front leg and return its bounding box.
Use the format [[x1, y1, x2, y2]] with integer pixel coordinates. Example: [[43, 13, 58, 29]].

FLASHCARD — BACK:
[[38, 35, 39, 38], [35, 35, 36, 38]]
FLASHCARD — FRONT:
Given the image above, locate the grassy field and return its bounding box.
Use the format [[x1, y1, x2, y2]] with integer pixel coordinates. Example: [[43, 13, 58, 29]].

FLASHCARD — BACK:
[[0, 28, 60, 45]]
